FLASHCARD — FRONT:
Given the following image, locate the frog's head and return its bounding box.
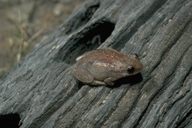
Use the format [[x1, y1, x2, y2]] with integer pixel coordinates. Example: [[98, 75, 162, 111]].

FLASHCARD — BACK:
[[125, 54, 143, 76]]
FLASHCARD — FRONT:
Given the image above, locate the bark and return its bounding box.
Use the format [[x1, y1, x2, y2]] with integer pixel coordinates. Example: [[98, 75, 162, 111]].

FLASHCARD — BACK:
[[0, 0, 192, 128]]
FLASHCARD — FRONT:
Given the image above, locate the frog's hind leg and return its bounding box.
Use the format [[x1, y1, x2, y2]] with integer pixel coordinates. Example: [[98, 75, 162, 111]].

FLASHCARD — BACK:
[[73, 67, 94, 85]]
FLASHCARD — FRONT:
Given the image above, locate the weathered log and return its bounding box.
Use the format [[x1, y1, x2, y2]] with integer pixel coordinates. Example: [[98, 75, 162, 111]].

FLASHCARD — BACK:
[[0, 0, 192, 128]]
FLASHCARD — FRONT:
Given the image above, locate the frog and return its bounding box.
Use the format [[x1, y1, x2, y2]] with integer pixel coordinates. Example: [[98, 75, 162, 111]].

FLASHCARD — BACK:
[[73, 48, 143, 86]]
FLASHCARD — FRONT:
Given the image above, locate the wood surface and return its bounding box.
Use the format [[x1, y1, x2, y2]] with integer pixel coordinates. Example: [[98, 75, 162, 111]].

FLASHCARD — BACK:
[[0, 0, 191, 127]]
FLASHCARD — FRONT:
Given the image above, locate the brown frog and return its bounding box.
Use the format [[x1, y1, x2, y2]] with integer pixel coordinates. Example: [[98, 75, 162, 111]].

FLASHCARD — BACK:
[[73, 49, 143, 86]]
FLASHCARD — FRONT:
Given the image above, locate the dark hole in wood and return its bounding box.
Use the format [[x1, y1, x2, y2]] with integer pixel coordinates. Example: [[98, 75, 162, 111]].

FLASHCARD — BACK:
[[0, 113, 21, 128], [64, 4, 100, 34], [62, 20, 115, 64]]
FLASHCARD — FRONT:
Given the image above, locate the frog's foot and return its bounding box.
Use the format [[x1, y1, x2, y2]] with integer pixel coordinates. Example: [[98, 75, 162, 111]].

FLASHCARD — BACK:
[[104, 77, 115, 86], [73, 68, 94, 84], [91, 80, 106, 86]]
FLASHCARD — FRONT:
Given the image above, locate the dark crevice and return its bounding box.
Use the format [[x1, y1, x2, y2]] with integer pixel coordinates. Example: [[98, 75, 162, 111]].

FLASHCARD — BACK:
[[99, 84, 136, 127], [112, 0, 168, 50], [91, 85, 133, 128], [133, 84, 169, 128], [57, 20, 115, 65], [146, 19, 190, 96], [76, 74, 143, 127], [162, 45, 192, 90], [120, 91, 144, 128], [63, 2, 100, 34], [176, 108, 192, 128], [119, 78, 162, 127], [52, 86, 91, 127], [134, 103, 152, 128], [71, 87, 110, 128], [116, 75, 151, 127], [133, 58, 191, 128], [131, 83, 163, 128], [0, 113, 21, 128], [29, 82, 79, 128], [147, 16, 192, 80]]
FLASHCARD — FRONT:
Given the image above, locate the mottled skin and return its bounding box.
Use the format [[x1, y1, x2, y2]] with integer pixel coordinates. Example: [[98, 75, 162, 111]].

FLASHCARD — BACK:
[[73, 49, 143, 86]]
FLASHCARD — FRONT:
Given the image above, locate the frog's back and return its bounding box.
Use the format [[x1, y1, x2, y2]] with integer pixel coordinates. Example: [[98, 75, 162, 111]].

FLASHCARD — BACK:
[[78, 49, 127, 63]]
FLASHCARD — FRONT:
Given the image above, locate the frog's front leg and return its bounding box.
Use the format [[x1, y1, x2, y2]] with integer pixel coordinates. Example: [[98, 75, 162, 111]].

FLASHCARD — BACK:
[[104, 77, 118, 86], [73, 66, 94, 84], [91, 80, 106, 86]]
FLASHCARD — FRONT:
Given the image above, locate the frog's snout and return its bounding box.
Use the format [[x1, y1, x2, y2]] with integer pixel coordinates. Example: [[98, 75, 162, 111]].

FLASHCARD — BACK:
[[135, 61, 143, 73]]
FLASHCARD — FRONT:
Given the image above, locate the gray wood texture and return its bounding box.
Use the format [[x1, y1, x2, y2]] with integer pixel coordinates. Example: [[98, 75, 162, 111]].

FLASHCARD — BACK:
[[0, 0, 192, 127]]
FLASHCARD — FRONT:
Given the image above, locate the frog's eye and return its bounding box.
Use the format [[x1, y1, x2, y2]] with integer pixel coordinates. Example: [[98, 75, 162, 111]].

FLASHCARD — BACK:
[[127, 67, 135, 74]]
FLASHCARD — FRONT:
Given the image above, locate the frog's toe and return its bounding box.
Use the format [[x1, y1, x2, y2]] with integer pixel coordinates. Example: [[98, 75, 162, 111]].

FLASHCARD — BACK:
[[92, 80, 106, 86], [104, 78, 115, 86]]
